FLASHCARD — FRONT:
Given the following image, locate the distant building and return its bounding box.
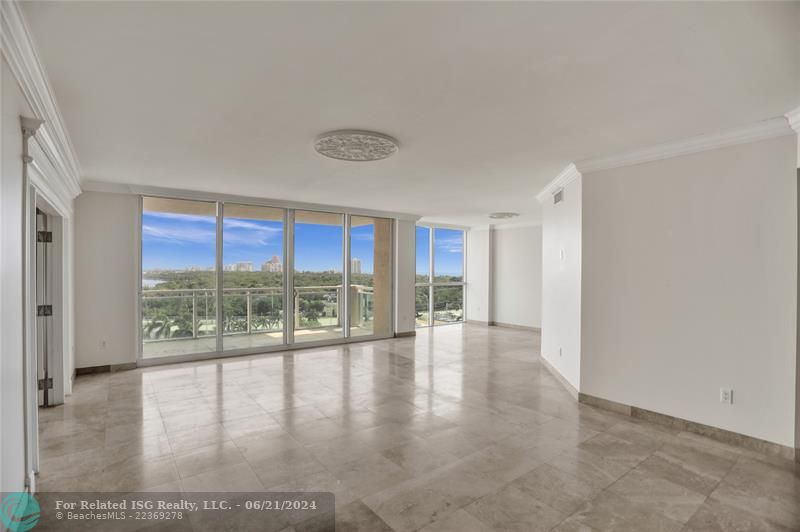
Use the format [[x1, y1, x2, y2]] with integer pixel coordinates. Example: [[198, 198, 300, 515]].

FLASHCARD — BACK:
[[351, 257, 362, 274], [224, 262, 253, 272], [261, 255, 283, 273]]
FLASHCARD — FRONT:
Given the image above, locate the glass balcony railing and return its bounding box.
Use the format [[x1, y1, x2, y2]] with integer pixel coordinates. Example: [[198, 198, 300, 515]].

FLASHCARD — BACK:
[[141, 288, 219, 342], [141, 285, 375, 345]]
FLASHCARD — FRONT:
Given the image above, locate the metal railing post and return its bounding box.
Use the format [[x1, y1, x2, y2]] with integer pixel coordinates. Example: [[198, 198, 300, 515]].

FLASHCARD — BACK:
[[337, 286, 343, 327], [192, 290, 198, 338], [246, 291, 252, 334], [294, 290, 300, 328]]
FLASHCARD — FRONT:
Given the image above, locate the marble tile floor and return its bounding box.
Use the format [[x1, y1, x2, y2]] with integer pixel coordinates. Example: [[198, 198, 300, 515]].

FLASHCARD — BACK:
[[37, 324, 800, 531]]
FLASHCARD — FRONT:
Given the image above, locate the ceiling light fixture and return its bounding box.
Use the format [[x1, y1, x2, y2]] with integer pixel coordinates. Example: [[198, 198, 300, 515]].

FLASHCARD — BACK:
[[489, 212, 520, 219], [314, 130, 399, 161]]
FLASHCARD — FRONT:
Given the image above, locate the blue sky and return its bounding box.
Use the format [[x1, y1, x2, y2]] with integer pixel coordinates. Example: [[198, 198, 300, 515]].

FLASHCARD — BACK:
[[416, 226, 464, 277], [142, 212, 380, 273]]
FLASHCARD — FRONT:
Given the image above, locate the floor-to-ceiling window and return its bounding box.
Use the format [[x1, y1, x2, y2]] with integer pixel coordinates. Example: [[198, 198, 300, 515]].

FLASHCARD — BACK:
[[415, 226, 431, 327], [415, 225, 465, 327], [140, 197, 394, 360], [293, 210, 344, 344], [350, 216, 393, 338], [222, 204, 285, 352], [141, 197, 218, 358]]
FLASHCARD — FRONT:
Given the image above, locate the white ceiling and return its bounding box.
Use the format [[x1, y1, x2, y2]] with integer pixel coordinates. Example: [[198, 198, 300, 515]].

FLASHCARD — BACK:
[[21, 1, 800, 227]]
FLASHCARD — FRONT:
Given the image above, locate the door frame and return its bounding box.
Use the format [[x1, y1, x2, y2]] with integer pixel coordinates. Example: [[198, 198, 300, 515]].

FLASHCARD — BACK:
[[22, 126, 74, 490]]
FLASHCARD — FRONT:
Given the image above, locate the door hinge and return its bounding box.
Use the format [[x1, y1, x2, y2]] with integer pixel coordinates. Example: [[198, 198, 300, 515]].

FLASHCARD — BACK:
[[38, 378, 53, 391], [37, 231, 53, 243], [37, 305, 53, 316]]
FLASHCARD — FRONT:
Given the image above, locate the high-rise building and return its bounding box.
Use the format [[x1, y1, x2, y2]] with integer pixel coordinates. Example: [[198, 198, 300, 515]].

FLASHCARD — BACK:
[[235, 261, 254, 272], [261, 255, 283, 273], [351, 257, 362, 274]]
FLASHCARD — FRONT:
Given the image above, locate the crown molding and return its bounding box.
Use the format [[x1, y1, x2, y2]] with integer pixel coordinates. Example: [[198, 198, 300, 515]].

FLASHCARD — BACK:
[[576, 117, 793, 175], [467, 224, 493, 232], [81, 180, 422, 222], [535, 164, 581, 204], [416, 221, 471, 231], [786, 106, 800, 134], [28, 137, 74, 216], [491, 221, 543, 230], [1, 0, 82, 198]]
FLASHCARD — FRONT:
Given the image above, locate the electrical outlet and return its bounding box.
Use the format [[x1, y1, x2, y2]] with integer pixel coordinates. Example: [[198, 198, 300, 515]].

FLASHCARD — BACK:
[[719, 388, 733, 404], [99, 340, 107, 350]]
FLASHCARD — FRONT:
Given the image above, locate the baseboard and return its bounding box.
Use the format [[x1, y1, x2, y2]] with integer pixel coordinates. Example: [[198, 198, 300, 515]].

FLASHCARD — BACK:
[[578, 393, 632, 416], [489, 321, 541, 333], [75, 362, 137, 375], [539, 356, 579, 401], [394, 331, 416, 338], [578, 392, 796, 462], [466, 319, 490, 326]]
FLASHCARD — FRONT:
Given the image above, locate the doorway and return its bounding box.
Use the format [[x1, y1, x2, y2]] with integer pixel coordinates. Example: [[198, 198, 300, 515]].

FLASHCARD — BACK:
[[35, 206, 64, 407], [26, 189, 67, 491]]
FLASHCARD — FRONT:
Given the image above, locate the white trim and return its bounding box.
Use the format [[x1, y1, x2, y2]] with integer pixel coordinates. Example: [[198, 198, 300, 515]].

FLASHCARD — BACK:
[[27, 137, 75, 400], [786, 106, 800, 134], [535, 164, 581, 204], [1, 1, 82, 196], [415, 221, 471, 231], [82, 180, 421, 222], [576, 117, 794, 174], [488, 221, 543, 231], [28, 138, 74, 216], [467, 224, 493, 232]]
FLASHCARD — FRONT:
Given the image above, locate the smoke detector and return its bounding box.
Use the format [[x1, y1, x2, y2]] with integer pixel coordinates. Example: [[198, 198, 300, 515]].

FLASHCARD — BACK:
[[315, 130, 398, 161]]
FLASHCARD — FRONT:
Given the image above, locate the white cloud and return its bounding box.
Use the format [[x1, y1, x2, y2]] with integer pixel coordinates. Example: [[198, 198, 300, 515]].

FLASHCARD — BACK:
[[142, 224, 215, 244], [436, 236, 463, 253]]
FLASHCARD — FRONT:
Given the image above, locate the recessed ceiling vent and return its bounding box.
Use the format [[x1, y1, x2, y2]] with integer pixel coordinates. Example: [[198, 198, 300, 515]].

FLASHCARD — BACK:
[[314, 130, 398, 161], [553, 189, 564, 204]]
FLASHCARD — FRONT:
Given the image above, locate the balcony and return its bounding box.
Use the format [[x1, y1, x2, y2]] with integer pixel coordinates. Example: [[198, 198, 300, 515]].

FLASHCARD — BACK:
[[141, 285, 375, 358]]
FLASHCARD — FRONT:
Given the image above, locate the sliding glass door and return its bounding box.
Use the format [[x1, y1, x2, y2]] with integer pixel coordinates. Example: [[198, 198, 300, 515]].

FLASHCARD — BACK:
[[350, 216, 393, 338], [141, 197, 218, 358], [140, 197, 392, 360], [222, 204, 285, 352], [293, 211, 344, 344]]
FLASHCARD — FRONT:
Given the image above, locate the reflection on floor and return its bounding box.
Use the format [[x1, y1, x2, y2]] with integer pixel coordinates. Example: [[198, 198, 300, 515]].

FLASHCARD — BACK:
[[39, 325, 800, 531], [141, 326, 375, 358]]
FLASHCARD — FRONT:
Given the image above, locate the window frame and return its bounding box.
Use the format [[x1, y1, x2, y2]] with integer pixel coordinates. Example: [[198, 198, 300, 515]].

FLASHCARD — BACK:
[[138, 194, 396, 365], [414, 224, 467, 327]]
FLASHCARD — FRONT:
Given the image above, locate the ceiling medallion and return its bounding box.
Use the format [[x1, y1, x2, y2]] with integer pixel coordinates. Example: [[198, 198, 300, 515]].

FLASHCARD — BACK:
[[489, 212, 520, 219], [314, 130, 399, 161]]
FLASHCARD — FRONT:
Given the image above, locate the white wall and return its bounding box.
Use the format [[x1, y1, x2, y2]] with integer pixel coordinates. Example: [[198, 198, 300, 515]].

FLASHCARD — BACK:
[[466, 227, 491, 323], [74, 191, 139, 367], [1, 57, 33, 492], [541, 176, 582, 391], [395, 219, 416, 334], [581, 135, 797, 446], [492, 225, 542, 329]]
